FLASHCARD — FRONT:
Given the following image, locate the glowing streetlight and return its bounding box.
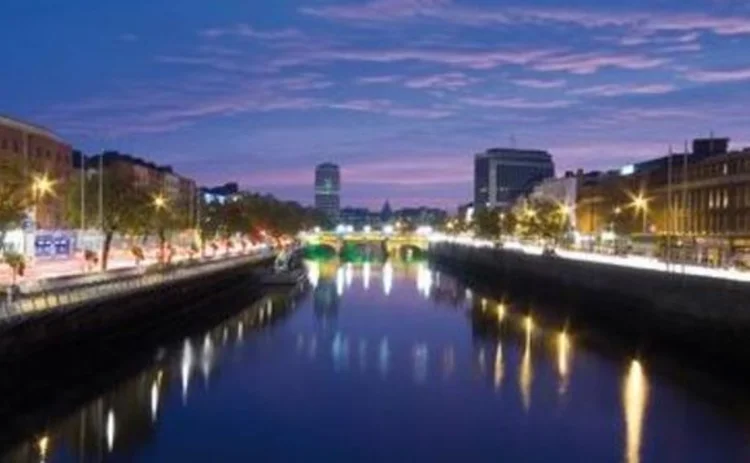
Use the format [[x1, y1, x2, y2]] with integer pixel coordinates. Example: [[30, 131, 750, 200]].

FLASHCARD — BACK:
[[152, 194, 167, 210], [558, 204, 572, 217], [32, 173, 55, 200], [630, 194, 649, 234]]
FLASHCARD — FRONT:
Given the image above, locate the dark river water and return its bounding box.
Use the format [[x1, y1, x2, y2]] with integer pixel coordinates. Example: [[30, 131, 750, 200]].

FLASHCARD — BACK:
[[3, 261, 750, 462]]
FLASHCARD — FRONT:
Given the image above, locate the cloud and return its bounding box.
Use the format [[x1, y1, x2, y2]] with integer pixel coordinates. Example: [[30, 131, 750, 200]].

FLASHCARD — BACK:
[[273, 47, 557, 70], [328, 99, 453, 118], [568, 83, 676, 97], [684, 67, 750, 82], [301, 0, 452, 21], [656, 43, 702, 53], [511, 78, 566, 89], [404, 72, 479, 90], [303, 2, 750, 37], [356, 75, 402, 84], [532, 52, 667, 74], [119, 33, 138, 42], [460, 97, 574, 109], [199, 24, 303, 40]]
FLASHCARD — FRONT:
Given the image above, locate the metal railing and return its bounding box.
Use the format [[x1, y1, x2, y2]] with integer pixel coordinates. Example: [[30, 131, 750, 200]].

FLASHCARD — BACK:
[[0, 250, 274, 323]]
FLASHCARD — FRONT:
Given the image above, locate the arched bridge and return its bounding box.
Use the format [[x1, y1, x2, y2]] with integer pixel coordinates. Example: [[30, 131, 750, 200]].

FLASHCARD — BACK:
[[301, 231, 429, 259]]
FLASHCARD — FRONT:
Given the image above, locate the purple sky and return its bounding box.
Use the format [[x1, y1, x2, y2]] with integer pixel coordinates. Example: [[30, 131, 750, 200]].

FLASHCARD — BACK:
[[3, 0, 750, 210]]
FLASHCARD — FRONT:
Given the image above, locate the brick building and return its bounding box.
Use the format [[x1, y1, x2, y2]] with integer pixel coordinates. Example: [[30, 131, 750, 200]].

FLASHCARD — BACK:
[[0, 115, 73, 229], [575, 138, 750, 265]]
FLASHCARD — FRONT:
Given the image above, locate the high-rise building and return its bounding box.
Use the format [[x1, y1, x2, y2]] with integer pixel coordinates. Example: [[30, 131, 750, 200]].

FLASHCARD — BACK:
[[474, 148, 554, 210], [315, 162, 340, 222]]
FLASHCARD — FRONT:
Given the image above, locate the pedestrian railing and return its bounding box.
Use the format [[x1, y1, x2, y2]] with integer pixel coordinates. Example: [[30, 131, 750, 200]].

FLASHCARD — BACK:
[[0, 250, 274, 323]]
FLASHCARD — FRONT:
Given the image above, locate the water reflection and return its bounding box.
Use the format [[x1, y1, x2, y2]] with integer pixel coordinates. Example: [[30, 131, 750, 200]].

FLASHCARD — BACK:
[[379, 337, 390, 377], [0, 292, 302, 462], [558, 332, 571, 396], [493, 342, 504, 389], [624, 360, 649, 463], [383, 261, 393, 296], [519, 316, 534, 412], [3, 262, 747, 463]]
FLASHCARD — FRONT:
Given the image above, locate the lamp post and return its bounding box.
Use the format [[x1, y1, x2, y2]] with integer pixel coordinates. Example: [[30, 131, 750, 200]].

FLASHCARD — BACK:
[[152, 194, 168, 264], [631, 195, 648, 234], [29, 173, 55, 260]]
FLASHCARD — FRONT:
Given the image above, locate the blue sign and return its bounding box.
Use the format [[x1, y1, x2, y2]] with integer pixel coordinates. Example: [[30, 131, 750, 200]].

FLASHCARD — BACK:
[[34, 233, 73, 258]]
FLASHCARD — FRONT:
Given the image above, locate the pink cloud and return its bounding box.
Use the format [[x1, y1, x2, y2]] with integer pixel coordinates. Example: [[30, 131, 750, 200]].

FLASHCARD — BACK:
[[533, 52, 667, 74], [511, 78, 566, 89], [568, 83, 676, 97], [356, 75, 402, 84], [275, 47, 557, 70], [460, 97, 574, 109], [404, 72, 479, 90], [303, 2, 750, 37], [685, 67, 750, 83], [301, 0, 451, 21]]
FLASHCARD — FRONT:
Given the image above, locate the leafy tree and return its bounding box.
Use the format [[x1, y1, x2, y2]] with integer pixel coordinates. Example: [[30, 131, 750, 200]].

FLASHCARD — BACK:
[[67, 168, 151, 270], [500, 211, 517, 237], [474, 208, 501, 238], [0, 157, 30, 251], [515, 197, 570, 243]]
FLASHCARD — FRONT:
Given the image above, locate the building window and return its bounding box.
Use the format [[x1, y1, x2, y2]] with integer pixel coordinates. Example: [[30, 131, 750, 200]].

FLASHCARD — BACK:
[[36, 147, 42, 156], [12, 140, 19, 153], [1, 139, 6, 150], [724, 189, 729, 209], [723, 163, 728, 175]]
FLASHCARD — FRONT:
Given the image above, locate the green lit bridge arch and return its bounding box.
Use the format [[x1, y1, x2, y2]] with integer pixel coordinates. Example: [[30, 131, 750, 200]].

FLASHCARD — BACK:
[[300, 231, 429, 261]]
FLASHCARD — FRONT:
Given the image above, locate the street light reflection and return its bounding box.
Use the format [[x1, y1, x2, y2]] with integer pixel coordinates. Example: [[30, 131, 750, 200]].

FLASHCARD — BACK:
[[307, 260, 320, 289], [37, 435, 49, 462], [558, 332, 571, 396], [106, 409, 115, 451], [624, 360, 649, 463], [363, 262, 371, 290], [494, 342, 504, 390], [181, 339, 193, 403], [383, 261, 393, 296], [520, 317, 533, 411], [336, 267, 345, 296], [496, 303, 506, 323]]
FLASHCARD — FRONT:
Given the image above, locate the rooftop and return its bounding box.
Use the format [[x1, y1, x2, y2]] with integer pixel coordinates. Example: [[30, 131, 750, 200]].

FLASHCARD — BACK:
[[0, 114, 67, 144]]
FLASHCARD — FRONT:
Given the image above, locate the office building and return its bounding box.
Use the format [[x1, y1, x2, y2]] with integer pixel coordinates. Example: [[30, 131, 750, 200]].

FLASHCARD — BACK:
[[315, 163, 341, 222], [474, 147, 554, 210]]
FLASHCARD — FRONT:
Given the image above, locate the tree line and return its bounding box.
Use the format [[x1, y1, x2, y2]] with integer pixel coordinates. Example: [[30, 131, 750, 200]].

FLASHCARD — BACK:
[[0, 158, 326, 273]]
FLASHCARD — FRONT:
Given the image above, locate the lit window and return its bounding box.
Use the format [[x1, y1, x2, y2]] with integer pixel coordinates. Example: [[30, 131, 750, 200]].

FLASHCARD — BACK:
[[723, 190, 729, 208], [723, 163, 728, 175]]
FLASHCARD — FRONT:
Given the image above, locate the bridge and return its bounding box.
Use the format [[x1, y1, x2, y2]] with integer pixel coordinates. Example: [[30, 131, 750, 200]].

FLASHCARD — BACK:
[[300, 231, 429, 259]]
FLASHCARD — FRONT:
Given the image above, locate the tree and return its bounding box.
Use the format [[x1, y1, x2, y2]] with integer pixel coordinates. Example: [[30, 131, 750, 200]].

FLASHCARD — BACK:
[[474, 208, 501, 238], [515, 197, 570, 243], [0, 157, 30, 251], [67, 168, 152, 270]]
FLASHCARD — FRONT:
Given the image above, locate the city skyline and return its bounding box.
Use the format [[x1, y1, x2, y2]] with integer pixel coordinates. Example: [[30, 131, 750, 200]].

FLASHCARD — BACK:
[[3, 1, 750, 208]]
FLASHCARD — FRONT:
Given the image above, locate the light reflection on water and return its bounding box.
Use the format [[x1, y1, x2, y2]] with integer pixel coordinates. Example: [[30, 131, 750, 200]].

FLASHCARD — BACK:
[[2, 261, 749, 462]]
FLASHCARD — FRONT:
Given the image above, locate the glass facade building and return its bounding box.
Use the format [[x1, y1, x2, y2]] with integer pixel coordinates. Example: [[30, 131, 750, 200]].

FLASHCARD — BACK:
[[315, 162, 341, 222], [474, 148, 554, 210]]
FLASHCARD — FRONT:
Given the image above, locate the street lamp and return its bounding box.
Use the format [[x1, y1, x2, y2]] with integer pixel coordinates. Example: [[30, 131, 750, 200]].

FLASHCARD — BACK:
[[630, 195, 649, 234], [152, 194, 167, 210], [32, 173, 55, 200]]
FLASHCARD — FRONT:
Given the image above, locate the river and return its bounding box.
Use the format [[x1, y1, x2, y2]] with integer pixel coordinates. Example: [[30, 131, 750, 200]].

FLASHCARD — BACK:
[[2, 260, 749, 462]]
